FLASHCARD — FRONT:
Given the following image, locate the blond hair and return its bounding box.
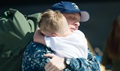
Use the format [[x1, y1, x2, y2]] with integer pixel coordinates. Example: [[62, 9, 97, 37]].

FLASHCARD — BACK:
[[38, 9, 69, 36]]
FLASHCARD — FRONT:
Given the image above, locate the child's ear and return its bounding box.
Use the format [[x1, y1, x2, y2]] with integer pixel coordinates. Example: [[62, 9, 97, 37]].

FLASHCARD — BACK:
[[52, 33, 59, 37]]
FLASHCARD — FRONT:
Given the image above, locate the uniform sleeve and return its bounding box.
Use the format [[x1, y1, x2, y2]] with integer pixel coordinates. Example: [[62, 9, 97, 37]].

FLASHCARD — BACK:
[[22, 42, 41, 71], [22, 41, 53, 71], [66, 50, 101, 71]]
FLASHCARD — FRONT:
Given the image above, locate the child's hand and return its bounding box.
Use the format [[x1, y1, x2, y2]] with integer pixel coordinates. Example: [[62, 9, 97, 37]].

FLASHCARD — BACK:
[[33, 28, 45, 45]]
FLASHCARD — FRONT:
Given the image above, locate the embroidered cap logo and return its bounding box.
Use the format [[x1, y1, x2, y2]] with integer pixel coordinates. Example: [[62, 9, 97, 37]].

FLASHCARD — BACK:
[[72, 3, 79, 10]]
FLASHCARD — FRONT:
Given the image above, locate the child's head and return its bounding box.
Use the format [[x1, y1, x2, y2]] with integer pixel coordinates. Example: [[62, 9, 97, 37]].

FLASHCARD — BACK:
[[38, 9, 70, 36]]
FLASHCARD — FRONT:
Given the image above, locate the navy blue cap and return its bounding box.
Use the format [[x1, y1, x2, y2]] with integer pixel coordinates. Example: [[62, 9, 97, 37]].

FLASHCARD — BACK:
[[51, 1, 90, 22]]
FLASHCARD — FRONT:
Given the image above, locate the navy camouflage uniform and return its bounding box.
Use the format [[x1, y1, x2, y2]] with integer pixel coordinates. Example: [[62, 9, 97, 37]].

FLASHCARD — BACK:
[[22, 41, 100, 71]]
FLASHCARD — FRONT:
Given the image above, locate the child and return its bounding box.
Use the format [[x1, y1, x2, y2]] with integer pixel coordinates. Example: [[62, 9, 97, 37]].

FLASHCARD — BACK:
[[34, 9, 88, 58]]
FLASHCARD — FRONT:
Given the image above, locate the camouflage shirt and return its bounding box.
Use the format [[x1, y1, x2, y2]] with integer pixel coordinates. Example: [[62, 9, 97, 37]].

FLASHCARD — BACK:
[[22, 41, 100, 71]]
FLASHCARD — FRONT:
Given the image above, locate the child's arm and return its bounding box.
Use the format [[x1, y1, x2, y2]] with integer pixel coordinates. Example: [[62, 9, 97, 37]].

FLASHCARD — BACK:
[[33, 28, 46, 45]]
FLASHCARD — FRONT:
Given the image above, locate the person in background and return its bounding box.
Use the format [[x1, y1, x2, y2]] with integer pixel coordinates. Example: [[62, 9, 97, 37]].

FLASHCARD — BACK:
[[22, 1, 100, 71], [101, 16, 120, 71]]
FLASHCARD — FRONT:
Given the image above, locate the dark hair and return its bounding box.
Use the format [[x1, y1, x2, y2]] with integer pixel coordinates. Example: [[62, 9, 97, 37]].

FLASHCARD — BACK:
[[106, 16, 120, 59]]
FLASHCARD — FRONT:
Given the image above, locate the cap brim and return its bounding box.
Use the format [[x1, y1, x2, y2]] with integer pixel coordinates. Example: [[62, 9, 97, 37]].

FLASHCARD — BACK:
[[80, 11, 90, 22]]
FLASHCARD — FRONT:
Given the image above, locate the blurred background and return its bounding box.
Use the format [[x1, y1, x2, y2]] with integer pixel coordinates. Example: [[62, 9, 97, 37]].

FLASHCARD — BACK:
[[0, 0, 120, 53]]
